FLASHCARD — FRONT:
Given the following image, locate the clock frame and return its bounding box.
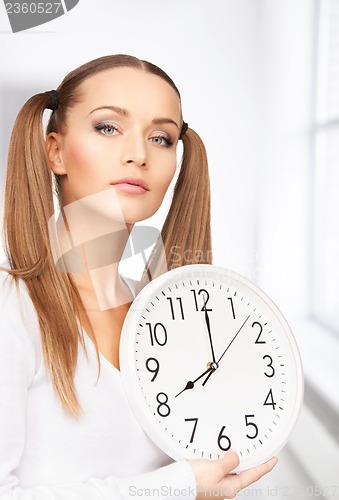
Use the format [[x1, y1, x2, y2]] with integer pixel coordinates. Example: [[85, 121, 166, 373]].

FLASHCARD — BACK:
[[120, 264, 303, 472]]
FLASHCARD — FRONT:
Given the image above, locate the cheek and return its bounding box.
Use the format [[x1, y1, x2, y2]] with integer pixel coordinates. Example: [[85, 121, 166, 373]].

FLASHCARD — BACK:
[[64, 137, 102, 177], [154, 158, 177, 195], [60, 137, 110, 204]]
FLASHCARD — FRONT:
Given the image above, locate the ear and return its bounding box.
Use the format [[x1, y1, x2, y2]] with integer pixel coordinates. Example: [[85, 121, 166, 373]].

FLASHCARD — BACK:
[[46, 132, 67, 175]]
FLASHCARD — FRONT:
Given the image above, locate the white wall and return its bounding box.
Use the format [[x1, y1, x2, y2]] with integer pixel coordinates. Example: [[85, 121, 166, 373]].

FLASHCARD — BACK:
[[255, 0, 315, 318]]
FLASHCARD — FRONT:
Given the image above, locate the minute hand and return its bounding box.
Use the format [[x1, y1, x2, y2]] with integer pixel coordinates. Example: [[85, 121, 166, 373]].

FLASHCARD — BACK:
[[202, 314, 250, 386], [204, 308, 217, 365]]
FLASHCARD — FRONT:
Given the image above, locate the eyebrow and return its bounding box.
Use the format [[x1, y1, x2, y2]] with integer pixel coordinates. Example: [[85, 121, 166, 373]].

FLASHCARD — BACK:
[[88, 105, 180, 129]]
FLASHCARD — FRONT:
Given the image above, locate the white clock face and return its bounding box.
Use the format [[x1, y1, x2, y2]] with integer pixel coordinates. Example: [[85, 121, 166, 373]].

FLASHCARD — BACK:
[[120, 265, 303, 472]]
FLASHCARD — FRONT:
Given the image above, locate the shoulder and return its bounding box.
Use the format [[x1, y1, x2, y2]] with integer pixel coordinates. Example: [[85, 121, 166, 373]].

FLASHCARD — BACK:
[[0, 259, 41, 353], [0, 261, 39, 387], [0, 259, 20, 309], [0, 259, 32, 312]]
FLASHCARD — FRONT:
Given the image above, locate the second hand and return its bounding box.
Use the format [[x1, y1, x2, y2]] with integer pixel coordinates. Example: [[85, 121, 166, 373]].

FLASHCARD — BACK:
[[202, 315, 251, 386]]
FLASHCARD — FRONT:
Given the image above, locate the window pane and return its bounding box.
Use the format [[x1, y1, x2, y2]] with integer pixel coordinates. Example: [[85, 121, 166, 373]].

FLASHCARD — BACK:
[[313, 128, 339, 331], [328, 0, 339, 120], [317, 0, 339, 122]]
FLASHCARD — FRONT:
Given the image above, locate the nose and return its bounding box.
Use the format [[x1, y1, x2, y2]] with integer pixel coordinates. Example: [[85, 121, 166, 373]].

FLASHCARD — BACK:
[[121, 130, 147, 168]]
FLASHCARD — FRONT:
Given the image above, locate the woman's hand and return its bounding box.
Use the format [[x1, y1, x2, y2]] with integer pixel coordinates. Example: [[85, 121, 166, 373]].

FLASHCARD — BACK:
[[189, 450, 278, 499]]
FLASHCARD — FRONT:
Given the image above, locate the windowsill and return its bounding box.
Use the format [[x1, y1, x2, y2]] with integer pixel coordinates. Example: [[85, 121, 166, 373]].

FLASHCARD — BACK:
[[290, 317, 339, 414]]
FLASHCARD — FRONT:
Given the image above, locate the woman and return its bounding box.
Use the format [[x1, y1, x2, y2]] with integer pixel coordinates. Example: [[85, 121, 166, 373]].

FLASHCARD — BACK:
[[0, 54, 277, 499]]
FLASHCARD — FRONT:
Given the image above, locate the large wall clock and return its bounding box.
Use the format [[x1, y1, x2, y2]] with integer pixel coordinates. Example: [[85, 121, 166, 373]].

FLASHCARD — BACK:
[[120, 264, 303, 472]]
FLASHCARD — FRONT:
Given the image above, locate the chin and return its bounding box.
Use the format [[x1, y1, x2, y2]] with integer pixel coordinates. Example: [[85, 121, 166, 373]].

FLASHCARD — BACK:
[[122, 212, 156, 225], [119, 201, 162, 225]]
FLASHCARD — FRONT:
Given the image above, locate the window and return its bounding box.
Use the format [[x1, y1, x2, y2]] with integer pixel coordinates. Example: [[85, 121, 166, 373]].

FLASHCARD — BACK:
[[312, 0, 339, 332]]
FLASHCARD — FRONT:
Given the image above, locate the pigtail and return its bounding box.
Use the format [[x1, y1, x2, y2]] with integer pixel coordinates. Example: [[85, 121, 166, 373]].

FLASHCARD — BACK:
[[3, 93, 53, 276], [1, 94, 87, 418], [139, 127, 212, 289]]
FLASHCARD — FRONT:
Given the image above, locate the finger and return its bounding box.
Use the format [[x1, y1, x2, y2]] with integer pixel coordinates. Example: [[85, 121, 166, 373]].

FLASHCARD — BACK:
[[224, 456, 278, 494]]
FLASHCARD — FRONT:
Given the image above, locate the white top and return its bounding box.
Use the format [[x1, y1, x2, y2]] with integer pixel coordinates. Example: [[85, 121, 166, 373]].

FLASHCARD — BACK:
[[0, 262, 197, 499]]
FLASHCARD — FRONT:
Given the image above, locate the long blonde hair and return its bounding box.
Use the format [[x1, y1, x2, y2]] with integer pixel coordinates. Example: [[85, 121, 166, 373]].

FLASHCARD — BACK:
[[1, 54, 212, 417]]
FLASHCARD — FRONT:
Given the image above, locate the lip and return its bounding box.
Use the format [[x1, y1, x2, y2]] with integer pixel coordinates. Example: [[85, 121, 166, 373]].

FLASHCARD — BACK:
[[111, 176, 149, 192]]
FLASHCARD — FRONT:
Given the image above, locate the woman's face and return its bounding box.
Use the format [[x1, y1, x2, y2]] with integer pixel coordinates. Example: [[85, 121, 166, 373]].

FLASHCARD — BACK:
[[47, 67, 182, 223]]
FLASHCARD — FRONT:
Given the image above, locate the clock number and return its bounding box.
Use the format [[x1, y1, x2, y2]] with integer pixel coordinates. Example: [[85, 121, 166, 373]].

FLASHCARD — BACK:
[[263, 355, 275, 378], [245, 414, 259, 439], [263, 389, 276, 410], [253, 321, 266, 344], [156, 392, 171, 417], [217, 426, 232, 451], [145, 357, 159, 382], [185, 417, 198, 443], [191, 289, 212, 312], [167, 297, 185, 320], [146, 322, 168, 346], [227, 297, 236, 319]]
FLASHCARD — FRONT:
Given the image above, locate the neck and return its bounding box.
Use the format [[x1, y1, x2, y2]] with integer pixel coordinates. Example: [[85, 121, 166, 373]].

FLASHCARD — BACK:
[[73, 234, 134, 312], [49, 191, 135, 311]]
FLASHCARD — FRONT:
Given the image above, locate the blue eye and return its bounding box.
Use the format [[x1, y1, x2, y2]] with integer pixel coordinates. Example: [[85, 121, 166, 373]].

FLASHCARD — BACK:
[[150, 135, 173, 147], [95, 123, 119, 136]]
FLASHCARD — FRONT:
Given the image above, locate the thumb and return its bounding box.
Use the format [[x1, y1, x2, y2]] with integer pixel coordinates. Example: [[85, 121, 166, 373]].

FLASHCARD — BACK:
[[206, 450, 240, 483]]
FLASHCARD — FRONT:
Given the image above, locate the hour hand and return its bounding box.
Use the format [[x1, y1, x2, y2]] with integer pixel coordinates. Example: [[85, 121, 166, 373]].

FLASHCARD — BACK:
[[175, 366, 213, 398]]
